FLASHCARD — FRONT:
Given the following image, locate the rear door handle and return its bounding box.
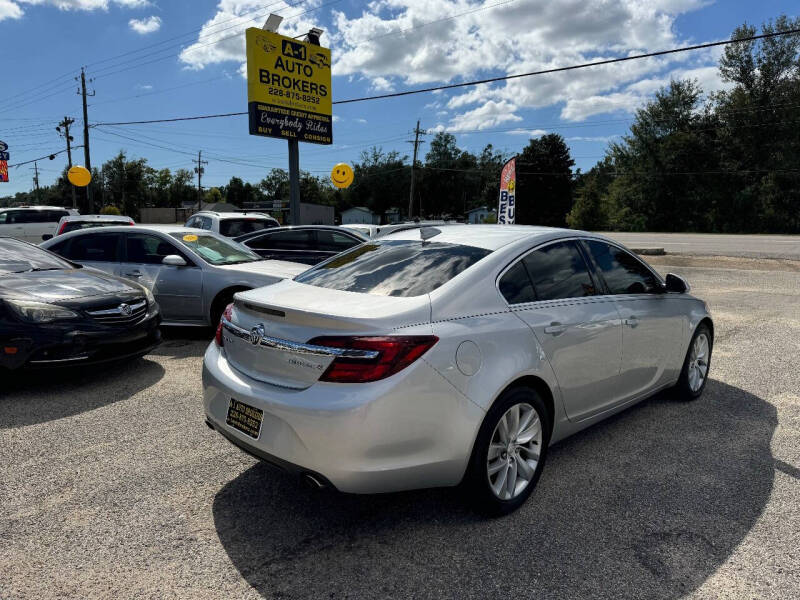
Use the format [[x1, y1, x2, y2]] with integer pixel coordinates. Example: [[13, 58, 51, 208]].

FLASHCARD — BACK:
[[624, 316, 639, 327], [544, 322, 567, 335]]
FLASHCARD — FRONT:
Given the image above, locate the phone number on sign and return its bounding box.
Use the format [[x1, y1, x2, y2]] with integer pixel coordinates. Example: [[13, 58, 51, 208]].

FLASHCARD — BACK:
[[267, 88, 321, 105]]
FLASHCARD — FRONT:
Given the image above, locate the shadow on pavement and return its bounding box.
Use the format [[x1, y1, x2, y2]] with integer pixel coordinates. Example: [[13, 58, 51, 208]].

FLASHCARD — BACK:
[[212, 380, 777, 599], [0, 357, 164, 428], [150, 326, 214, 360]]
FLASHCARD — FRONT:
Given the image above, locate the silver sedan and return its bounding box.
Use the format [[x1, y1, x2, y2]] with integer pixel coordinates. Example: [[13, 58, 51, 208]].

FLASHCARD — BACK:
[[202, 225, 713, 514], [41, 225, 308, 326]]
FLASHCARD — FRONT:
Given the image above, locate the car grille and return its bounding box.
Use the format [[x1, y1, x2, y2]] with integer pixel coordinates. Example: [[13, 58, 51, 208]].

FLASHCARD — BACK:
[[87, 299, 147, 325]]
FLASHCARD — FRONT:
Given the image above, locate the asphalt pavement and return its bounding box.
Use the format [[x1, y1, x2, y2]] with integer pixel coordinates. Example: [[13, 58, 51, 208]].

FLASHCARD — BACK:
[[1, 255, 798, 599], [600, 231, 800, 260]]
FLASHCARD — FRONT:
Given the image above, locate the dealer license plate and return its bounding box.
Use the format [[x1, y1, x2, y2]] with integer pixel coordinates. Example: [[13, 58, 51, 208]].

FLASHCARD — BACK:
[[226, 398, 263, 439]]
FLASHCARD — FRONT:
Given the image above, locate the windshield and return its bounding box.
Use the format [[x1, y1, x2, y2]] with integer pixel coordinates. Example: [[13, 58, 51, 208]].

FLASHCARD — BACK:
[[294, 240, 491, 297], [0, 238, 72, 275], [170, 232, 260, 265], [220, 218, 276, 237]]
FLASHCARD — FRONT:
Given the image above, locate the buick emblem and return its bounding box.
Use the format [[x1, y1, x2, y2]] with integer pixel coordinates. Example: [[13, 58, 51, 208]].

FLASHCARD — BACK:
[[249, 324, 265, 346], [119, 303, 132, 316]]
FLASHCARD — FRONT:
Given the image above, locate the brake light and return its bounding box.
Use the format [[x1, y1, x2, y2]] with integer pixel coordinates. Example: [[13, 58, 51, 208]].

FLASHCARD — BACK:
[[214, 303, 234, 347], [57, 222, 67, 235], [308, 335, 438, 383]]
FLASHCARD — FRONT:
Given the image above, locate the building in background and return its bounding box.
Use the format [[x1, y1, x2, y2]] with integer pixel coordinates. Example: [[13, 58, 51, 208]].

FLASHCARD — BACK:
[[467, 206, 497, 224], [341, 206, 380, 225]]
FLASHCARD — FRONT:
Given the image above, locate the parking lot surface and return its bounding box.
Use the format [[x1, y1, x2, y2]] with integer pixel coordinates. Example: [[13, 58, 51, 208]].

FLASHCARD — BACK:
[[1, 255, 798, 599]]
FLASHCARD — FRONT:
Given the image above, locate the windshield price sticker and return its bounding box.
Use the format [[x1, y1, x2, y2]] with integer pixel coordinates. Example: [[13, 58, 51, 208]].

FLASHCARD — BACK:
[[182, 234, 198, 242], [245, 28, 332, 145]]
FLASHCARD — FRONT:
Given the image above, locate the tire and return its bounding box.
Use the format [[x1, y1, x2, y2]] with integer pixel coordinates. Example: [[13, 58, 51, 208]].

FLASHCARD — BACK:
[[466, 386, 551, 516], [210, 290, 241, 327], [675, 323, 713, 400]]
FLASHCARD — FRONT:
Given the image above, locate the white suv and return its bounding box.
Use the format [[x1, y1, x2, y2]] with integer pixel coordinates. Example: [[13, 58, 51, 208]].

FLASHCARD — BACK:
[[0, 206, 77, 243], [185, 211, 279, 238]]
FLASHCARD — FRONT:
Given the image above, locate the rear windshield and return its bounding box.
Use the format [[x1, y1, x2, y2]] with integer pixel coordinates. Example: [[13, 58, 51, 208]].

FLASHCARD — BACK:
[[0, 238, 72, 275], [220, 218, 275, 237], [294, 240, 491, 297]]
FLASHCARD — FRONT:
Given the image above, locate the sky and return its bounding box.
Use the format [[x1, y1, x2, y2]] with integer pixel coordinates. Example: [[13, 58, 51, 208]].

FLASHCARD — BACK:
[[0, 0, 797, 197]]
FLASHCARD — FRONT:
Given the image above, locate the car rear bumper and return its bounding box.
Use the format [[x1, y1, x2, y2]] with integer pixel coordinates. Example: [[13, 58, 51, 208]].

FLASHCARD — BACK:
[[0, 311, 161, 370], [202, 342, 486, 494]]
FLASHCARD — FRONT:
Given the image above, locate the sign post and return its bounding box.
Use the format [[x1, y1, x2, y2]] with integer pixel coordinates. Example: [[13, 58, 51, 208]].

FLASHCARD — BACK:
[[497, 157, 517, 224], [245, 27, 332, 225]]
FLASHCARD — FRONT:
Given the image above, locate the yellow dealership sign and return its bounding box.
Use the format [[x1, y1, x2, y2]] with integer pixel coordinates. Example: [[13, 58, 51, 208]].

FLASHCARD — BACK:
[[245, 28, 332, 145]]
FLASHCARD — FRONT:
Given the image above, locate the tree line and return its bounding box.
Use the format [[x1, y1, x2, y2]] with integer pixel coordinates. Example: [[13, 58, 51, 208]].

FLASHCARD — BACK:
[[3, 17, 798, 233]]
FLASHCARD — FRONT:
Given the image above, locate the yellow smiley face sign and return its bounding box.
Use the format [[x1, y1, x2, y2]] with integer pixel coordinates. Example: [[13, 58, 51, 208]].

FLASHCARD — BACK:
[[67, 165, 92, 187], [331, 163, 354, 189]]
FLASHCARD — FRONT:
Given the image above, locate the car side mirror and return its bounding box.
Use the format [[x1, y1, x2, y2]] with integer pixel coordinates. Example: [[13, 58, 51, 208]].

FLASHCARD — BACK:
[[41, 234, 53, 241], [162, 255, 187, 267], [665, 273, 689, 293]]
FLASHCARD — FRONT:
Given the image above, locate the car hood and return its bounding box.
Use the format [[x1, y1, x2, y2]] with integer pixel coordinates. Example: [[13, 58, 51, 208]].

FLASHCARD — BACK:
[[0, 268, 137, 302], [215, 259, 308, 279]]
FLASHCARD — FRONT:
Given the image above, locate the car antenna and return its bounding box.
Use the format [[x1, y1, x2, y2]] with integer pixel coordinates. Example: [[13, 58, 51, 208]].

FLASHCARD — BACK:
[[420, 226, 441, 243]]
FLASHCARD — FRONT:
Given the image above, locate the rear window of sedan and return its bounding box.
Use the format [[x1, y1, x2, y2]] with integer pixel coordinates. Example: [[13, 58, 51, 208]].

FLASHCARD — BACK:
[[294, 240, 491, 297]]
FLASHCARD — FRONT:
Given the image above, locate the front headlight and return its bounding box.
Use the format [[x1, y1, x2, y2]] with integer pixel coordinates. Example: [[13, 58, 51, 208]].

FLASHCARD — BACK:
[[4, 299, 80, 323]]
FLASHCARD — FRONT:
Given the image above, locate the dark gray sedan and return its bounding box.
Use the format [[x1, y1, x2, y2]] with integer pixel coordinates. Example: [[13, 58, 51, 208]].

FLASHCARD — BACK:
[[41, 225, 307, 326]]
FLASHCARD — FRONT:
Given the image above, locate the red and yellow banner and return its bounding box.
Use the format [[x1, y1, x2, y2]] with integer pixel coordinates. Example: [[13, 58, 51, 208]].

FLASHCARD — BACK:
[[497, 157, 516, 224], [0, 160, 8, 183]]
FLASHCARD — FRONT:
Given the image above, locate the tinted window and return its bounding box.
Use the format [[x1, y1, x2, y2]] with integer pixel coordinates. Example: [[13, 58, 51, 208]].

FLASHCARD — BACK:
[[126, 233, 178, 265], [247, 229, 313, 251], [0, 238, 72, 274], [62, 221, 127, 234], [64, 233, 120, 262], [523, 241, 597, 300], [295, 240, 491, 297], [7, 210, 37, 224], [200, 217, 212, 230], [220, 218, 275, 237], [43, 210, 69, 222], [584, 240, 661, 294], [316, 230, 361, 252], [499, 261, 537, 304]]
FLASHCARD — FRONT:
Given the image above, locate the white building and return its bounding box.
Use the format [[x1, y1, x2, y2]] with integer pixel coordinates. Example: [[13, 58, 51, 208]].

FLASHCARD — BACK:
[[466, 206, 496, 224], [341, 206, 380, 225]]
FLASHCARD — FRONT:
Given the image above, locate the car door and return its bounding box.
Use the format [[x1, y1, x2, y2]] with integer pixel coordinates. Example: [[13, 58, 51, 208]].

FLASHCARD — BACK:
[[0, 209, 35, 241], [500, 239, 625, 421], [56, 231, 122, 275], [0, 210, 21, 240], [242, 229, 316, 264], [581, 239, 686, 400], [121, 232, 204, 322]]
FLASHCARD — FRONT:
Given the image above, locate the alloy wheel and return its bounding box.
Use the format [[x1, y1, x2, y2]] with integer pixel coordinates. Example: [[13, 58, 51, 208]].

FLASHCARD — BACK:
[[688, 332, 709, 392], [486, 402, 543, 500]]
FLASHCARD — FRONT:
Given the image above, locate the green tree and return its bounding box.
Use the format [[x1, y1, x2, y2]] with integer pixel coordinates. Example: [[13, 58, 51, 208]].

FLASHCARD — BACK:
[[515, 134, 575, 226]]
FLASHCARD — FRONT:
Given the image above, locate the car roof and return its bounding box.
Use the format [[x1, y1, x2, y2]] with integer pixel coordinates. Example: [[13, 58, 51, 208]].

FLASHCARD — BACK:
[[378, 224, 585, 251], [48, 224, 206, 238], [0, 205, 71, 211], [60, 214, 133, 222], [194, 211, 275, 219]]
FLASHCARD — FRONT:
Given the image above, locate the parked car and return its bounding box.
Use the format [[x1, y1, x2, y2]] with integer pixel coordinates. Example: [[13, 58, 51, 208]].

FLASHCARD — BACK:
[[41, 225, 308, 326], [234, 225, 366, 265], [340, 224, 378, 238], [0, 206, 77, 243], [185, 211, 279, 238], [203, 225, 712, 514], [0, 237, 161, 371], [48, 214, 135, 240]]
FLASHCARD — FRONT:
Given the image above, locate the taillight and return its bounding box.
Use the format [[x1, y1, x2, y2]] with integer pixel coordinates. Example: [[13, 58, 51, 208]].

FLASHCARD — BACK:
[[57, 222, 67, 235], [307, 335, 438, 383], [214, 303, 234, 347]]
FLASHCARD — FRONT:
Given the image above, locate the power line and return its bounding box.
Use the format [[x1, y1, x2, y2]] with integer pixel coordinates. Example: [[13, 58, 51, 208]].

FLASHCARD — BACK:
[[7, 146, 84, 168], [89, 27, 800, 127]]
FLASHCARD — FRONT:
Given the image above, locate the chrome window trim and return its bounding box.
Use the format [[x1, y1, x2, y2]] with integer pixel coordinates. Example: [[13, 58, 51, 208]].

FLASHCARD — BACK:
[[221, 318, 380, 360]]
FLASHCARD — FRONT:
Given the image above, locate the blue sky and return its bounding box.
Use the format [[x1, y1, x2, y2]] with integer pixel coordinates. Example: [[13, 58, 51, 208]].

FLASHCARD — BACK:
[[0, 0, 797, 197]]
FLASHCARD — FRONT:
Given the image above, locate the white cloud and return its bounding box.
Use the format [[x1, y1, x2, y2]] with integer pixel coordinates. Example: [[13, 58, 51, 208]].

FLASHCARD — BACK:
[[355, 118, 368, 124], [439, 100, 522, 132], [2, 0, 149, 20], [0, 0, 23, 21], [135, 83, 153, 90], [505, 128, 548, 136], [370, 76, 394, 91], [129, 14, 160, 34]]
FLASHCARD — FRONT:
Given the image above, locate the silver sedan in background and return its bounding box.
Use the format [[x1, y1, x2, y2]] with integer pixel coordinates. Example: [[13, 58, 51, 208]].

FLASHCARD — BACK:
[[42, 225, 308, 326], [202, 225, 713, 514]]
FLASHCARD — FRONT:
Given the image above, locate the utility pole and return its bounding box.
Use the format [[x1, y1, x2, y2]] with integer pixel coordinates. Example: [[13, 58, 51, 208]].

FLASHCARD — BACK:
[[288, 140, 300, 225], [78, 68, 95, 213], [193, 150, 208, 212], [407, 120, 425, 219], [31, 162, 41, 204], [56, 117, 77, 208]]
